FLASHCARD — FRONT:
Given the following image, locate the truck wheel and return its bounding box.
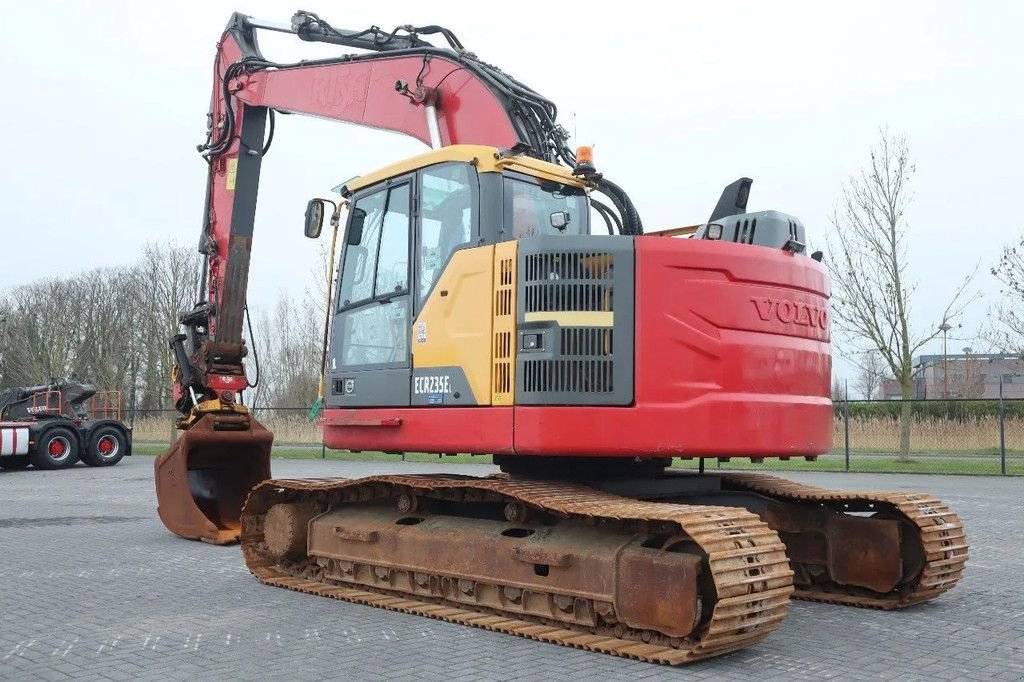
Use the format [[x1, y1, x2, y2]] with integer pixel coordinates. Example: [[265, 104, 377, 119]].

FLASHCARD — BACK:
[[0, 456, 30, 470], [31, 427, 80, 470], [82, 427, 127, 467]]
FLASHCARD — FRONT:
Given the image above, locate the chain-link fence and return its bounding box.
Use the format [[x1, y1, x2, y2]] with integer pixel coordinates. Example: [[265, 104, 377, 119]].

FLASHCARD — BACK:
[[128, 407, 319, 446], [127, 400, 1024, 475], [825, 398, 1024, 476]]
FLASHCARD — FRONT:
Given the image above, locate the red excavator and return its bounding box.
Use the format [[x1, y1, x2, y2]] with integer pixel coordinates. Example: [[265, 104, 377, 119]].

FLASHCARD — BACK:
[[154, 11, 967, 664]]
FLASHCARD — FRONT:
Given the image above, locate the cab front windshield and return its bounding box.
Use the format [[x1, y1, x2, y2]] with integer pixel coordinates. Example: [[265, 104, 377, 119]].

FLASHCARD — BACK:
[[506, 175, 588, 238]]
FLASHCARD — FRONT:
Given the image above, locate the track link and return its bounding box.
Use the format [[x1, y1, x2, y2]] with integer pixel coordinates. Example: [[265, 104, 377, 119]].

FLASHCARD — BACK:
[[241, 475, 794, 665], [718, 472, 968, 609]]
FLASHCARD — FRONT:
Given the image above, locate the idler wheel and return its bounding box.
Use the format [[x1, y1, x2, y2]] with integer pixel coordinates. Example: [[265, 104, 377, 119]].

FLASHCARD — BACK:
[[264, 503, 314, 560]]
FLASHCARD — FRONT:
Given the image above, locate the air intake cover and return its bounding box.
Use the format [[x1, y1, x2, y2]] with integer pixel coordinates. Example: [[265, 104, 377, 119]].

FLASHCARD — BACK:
[[515, 236, 634, 406]]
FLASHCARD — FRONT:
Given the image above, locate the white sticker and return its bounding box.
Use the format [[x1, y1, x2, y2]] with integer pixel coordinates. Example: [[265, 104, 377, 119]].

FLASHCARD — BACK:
[[416, 322, 427, 343], [331, 357, 336, 370]]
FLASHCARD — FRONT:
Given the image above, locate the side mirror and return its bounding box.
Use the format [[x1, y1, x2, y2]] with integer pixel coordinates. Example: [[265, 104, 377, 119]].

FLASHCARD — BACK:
[[347, 208, 367, 245], [304, 199, 325, 239]]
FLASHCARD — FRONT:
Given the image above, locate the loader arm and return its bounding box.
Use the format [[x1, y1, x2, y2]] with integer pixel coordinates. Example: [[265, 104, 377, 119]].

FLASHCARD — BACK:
[[158, 11, 576, 543]]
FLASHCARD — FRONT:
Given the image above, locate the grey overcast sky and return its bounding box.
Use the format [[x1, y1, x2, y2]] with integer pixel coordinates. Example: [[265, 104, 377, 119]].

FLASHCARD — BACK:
[[1, 1, 1022, 385]]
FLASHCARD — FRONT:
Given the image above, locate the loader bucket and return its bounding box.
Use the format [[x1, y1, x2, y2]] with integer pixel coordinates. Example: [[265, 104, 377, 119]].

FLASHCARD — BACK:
[[155, 413, 273, 545]]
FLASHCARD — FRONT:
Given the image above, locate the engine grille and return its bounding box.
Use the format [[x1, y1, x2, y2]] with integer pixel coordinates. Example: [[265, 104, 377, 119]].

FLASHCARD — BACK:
[[516, 237, 633, 406], [523, 252, 614, 312], [561, 327, 613, 356], [522, 359, 615, 394]]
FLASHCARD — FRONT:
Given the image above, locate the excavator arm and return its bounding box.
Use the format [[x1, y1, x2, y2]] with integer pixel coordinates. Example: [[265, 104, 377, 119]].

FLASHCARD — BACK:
[[171, 10, 571, 414], [157, 11, 580, 543]]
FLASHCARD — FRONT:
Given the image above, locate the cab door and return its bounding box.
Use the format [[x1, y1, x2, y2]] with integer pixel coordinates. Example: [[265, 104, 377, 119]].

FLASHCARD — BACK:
[[326, 178, 413, 407]]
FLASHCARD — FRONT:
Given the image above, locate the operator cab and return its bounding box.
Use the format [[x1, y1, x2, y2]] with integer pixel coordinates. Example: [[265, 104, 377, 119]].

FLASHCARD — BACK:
[[302, 144, 593, 249], [299, 145, 597, 404]]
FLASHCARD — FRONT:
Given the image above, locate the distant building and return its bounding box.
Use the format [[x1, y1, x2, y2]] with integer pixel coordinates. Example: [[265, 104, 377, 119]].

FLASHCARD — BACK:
[[880, 353, 1024, 400]]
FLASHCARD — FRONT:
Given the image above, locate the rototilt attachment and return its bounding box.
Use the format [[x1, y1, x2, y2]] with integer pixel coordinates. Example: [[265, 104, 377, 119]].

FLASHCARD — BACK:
[[155, 408, 272, 544]]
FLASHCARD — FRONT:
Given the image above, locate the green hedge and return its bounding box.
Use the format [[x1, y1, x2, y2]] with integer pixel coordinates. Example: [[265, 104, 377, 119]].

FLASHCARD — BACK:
[[834, 400, 1024, 421]]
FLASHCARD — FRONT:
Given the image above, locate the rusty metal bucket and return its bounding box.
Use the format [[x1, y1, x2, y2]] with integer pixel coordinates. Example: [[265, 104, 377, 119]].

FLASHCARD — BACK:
[[154, 413, 273, 544]]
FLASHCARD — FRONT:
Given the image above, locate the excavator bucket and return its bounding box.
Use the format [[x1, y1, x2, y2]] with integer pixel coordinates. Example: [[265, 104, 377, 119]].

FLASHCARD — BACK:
[[155, 413, 273, 544]]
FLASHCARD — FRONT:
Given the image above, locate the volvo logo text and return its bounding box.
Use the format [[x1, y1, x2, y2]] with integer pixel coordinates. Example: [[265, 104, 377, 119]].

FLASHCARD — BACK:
[[751, 297, 828, 329]]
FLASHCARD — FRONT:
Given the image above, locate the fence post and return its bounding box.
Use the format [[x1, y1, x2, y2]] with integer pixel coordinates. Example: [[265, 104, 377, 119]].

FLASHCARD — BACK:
[[844, 380, 851, 471], [999, 377, 1006, 476]]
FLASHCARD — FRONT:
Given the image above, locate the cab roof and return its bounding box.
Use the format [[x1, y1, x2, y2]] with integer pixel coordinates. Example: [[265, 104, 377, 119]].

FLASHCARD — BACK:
[[342, 144, 589, 195]]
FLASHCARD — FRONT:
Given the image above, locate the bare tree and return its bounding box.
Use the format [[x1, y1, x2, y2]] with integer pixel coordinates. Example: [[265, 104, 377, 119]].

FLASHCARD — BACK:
[[0, 238, 326, 420], [253, 291, 320, 410], [854, 350, 888, 400], [132, 240, 202, 409], [0, 276, 94, 385], [827, 129, 977, 460], [0, 241, 200, 418], [990, 234, 1024, 356], [831, 376, 846, 402]]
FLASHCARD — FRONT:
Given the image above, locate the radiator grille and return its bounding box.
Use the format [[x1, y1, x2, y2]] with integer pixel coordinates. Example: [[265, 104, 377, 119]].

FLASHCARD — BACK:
[[560, 327, 613, 356], [523, 252, 614, 312], [517, 239, 631, 406], [522, 359, 615, 393]]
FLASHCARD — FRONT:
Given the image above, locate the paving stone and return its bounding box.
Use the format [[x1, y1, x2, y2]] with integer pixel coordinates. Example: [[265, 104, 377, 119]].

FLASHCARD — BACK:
[[0, 456, 1020, 681]]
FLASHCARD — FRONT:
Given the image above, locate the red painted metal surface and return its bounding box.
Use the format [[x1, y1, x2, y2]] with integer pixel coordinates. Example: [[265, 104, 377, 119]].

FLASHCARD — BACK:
[[322, 239, 831, 460], [327, 412, 403, 428], [203, 34, 244, 344], [237, 56, 518, 150], [513, 239, 832, 458], [322, 407, 514, 455]]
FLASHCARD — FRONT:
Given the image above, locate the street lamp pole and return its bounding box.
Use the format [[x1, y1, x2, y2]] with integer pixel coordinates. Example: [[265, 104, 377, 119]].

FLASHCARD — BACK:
[[939, 323, 952, 399], [963, 346, 973, 397]]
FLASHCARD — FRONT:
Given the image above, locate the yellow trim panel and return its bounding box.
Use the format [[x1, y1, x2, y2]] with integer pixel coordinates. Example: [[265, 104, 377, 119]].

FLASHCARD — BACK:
[[493, 154, 589, 189], [345, 144, 588, 194], [412, 246, 495, 404], [524, 311, 614, 327]]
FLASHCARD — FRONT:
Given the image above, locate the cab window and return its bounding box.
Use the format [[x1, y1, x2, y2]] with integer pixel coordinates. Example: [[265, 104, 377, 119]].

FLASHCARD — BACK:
[[505, 176, 588, 239], [337, 184, 410, 308], [417, 163, 475, 306], [335, 182, 411, 368]]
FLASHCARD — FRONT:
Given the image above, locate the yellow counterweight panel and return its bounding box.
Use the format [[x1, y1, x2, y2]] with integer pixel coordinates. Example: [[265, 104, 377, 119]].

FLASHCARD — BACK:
[[492, 241, 517, 405], [412, 246, 496, 405]]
